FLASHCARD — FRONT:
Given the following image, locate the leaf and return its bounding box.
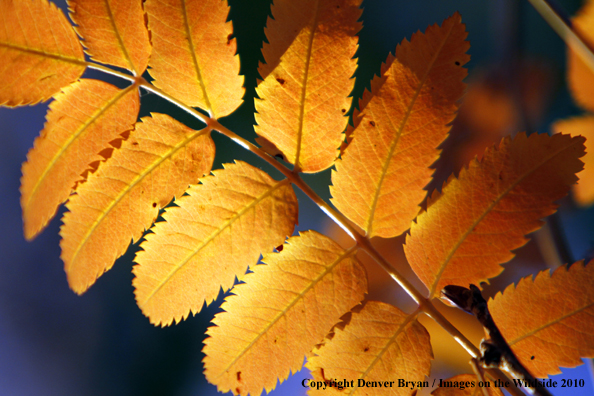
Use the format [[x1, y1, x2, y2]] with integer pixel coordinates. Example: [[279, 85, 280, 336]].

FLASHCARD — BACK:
[[489, 261, 594, 378], [133, 161, 298, 326], [61, 113, 215, 294], [568, 0, 594, 113], [21, 79, 140, 240], [404, 133, 585, 298], [69, 0, 151, 75], [254, 0, 362, 173], [331, 13, 469, 238], [145, 0, 243, 117], [0, 0, 86, 106], [552, 116, 594, 207], [306, 301, 432, 396], [431, 374, 503, 396], [203, 231, 366, 396]]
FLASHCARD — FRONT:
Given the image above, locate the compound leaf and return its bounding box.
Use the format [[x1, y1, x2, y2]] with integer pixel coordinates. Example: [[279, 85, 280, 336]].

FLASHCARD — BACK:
[[145, 0, 243, 117], [21, 79, 139, 240], [134, 161, 298, 326], [489, 261, 594, 378], [254, 0, 361, 173], [306, 301, 432, 396], [405, 133, 585, 298], [69, 0, 151, 75], [0, 0, 86, 106], [331, 13, 469, 238], [61, 113, 215, 294], [203, 231, 366, 396]]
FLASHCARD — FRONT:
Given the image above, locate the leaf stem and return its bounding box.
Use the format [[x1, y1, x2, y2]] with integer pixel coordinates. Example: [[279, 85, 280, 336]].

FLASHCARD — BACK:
[[527, 0, 594, 74]]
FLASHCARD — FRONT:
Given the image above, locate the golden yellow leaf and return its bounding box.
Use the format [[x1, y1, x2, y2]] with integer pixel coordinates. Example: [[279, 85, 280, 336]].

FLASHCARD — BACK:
[[568, 0, 594, 113], [552, 116, 594, 207], [431, 374, 503, 396], [69, 0, 151, 75], [0, 0, 86, 106], [331, 13, 469, 238], [145, 0, 243, 117], [203, 231, 366, 396], [489, 261, 594, 378], [61, 113, 215, 294], [21, 79, 139, 240], [405, 133, 585, 298], [133, 161, 298, 326], [306, 301, 432, 396], [254, 0, 362, 173]]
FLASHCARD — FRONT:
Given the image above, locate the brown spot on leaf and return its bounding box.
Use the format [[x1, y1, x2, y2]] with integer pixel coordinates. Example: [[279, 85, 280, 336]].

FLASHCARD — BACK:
[[276, 244, 284, 252], [369, 121, 376, 127], [227, 33, 233, 45], [276, 77, 285, 85], [531, 356, 535, 360], [152, 202, 157, 208], [455, 61, 460, 66], [363, 347, 369, 352], [341, 108, 346, 113], [237, 371, 241, 381]]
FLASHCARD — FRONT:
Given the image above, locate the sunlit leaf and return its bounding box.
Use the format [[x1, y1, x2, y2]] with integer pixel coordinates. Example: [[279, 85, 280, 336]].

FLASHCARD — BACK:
[[489, 261, 594, 378], [134, 161, 298, 326], [254, 0, 362, 172], [0, 0, 86, 106], [332, 13, 469, 238], [306, 301, 432, 396], [61, 113, 215, 294], [203, 231, 366, 396], [405, 133, 585, 298], [568, 0, 594, 113], [21, 79, 139, 240]]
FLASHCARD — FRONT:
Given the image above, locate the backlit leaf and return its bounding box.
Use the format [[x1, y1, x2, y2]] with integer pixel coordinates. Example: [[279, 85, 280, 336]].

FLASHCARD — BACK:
[[405, 133, 585, 298], [203, 231, 366, 396], [331, 13, 469, 238], [306, 301, 432, 396], [133, 161, 298, 326], [145, 0, 243, 117], [489, 261, 594, 378], [61, 113, 215, 294], [431, 374, 503, 396], [21, 79, 139, 240], [69, 0, 151, 75], [552, 116, 594, 207], [254, 0, 362, 173], [0, 0, 86, 106], [568, 0, 594, 113]]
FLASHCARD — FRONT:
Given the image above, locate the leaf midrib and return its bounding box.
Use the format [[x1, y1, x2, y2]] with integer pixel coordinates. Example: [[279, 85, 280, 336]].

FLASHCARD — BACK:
[[0, 42, 86, 65], [429, 137, 583, 297], [366, 22, 455, 236], [102, 0, 137, 74]]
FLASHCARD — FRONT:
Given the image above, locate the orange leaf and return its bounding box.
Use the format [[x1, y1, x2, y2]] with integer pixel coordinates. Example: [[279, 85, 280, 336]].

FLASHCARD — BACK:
[[552, 116, 594, 207], [0, 0, 86, 106], [405, 133, 585, 298], [331, 13, 469, 238], [21, 79, 139, 240], [69, 0, 151, 75], [431, 374, 503, 396], [306, 301, 432, 396], [568, 0, 594, 113], [203, 231, 366, 396], [61, 113, 214, 294], [254, 0, 362, 173], [133, 161, 298, 326], [145, 0, 243, 117], [489, 261, 594, 378]]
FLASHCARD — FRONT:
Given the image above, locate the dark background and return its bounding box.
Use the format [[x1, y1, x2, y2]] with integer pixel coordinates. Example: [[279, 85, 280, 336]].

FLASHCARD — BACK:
[[1, 0, 593, 395]]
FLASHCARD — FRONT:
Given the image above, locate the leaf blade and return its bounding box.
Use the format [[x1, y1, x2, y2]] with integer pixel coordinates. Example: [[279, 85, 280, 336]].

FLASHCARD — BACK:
[[61, 113, 215, 294], [405, 133, 585, 298], [145, 0, 243, 117], [133, 161, 298, 326], [203, 231, 366, 396], [0, 0, 86, 106], [331, 13, 469, 238], [489, 261, 594, 378], [254, 0, 361, 172], [21, 79, 139, 240], [306, 301, 432, 396], [69, 0, 151, 75]]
